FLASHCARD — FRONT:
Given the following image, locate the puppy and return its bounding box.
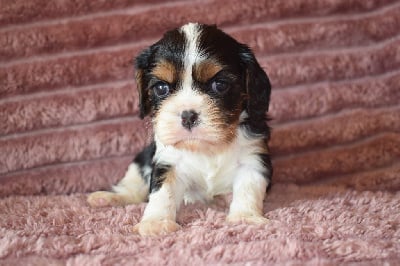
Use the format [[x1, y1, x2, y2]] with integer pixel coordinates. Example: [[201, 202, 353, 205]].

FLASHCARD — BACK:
[[88, 23, 273, 236]]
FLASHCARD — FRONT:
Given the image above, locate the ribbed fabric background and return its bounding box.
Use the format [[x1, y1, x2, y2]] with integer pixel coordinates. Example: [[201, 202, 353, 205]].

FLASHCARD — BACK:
[[1, 0, 399, 196]]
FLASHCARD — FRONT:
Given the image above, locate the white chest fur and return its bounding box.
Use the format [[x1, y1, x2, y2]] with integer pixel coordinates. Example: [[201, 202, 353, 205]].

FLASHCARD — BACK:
[[154, 128, 265, 204]]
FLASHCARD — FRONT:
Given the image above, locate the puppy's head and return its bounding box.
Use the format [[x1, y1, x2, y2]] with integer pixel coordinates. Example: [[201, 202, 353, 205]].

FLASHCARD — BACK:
[[135, 23, 271, 153]]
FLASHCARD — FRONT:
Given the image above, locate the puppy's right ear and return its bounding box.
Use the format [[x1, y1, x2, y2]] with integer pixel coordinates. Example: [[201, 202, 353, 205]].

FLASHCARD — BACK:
[[134, 47, 153, 119]]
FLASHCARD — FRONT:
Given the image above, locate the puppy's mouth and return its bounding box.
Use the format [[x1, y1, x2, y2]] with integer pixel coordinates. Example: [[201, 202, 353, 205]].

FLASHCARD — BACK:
[[174, 137, 214, 145], [173, 135, 219, 152]]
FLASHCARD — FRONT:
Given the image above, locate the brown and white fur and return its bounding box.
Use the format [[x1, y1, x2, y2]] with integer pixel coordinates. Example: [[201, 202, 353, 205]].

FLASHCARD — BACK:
[[88, 23, 273, 236]]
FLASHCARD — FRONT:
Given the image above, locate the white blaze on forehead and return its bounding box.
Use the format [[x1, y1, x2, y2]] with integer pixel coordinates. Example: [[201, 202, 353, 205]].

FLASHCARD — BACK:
[[180, 23, 205, 93]]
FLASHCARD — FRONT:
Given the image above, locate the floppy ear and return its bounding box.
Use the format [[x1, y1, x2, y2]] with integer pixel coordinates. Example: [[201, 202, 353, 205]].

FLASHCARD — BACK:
[[134, 48, 153, 119], [240, 46, 271, 130]]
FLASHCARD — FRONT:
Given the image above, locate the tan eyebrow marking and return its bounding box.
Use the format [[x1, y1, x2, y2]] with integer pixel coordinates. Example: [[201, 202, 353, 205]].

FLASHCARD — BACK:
[[151, 60, 177, 84], [194, 60, 224, 83]]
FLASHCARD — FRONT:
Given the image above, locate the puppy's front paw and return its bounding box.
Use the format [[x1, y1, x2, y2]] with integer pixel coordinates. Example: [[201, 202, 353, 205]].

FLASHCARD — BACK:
[[87, 191, 124, 207], [133, 219, 181, 236], [226, 213, 269, 225]]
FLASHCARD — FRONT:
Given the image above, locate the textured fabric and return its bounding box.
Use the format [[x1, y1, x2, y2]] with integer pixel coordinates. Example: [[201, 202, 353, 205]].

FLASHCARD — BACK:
[[0, 0, 400, 264], [1, 184, 399, 264]]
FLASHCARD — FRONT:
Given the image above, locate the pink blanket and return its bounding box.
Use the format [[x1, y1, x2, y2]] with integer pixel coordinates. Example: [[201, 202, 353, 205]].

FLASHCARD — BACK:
[[1, 185, 399, 264]]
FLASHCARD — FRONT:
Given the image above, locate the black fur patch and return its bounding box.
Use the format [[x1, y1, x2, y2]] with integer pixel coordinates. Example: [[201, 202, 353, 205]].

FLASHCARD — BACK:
[[258, 152, 273, 190], [150, 164, 171, 193], [132, 142, 173, 194], [133, 142, 156, 185], [196, 24, 246, 125], [135, 29, 186, 117], [239, 46, 272, 137]]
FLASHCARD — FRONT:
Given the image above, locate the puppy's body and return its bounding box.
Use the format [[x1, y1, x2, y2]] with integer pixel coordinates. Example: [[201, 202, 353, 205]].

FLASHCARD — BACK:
[[88, 23, 273, 236]]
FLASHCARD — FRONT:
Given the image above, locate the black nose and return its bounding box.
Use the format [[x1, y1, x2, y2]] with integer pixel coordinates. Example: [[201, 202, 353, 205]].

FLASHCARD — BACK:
[[181, 110, 199, 131]]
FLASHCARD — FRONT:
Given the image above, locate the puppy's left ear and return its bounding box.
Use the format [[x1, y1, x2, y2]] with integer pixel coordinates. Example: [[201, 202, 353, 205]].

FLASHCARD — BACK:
[[240, 46, 271, 130], [134, 47, 153, 119]]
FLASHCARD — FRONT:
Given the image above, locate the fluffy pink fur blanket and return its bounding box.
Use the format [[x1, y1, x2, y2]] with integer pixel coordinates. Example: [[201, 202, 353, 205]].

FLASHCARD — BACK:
[[1, 0, 400, 264], [2, 184, 400, 264]]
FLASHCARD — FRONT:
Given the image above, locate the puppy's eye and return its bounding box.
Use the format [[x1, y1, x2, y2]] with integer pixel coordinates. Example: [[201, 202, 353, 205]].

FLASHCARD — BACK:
[[211, 80, 230, 94], [153, 82, 170, 98]]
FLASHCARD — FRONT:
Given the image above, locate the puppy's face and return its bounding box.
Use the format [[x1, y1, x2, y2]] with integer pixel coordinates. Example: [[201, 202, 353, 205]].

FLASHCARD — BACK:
[[135, 23, 271, 153]]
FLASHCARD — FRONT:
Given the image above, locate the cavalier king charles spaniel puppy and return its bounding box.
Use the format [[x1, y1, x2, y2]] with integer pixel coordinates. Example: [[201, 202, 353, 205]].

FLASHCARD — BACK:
[[88, 23, 273, 236]]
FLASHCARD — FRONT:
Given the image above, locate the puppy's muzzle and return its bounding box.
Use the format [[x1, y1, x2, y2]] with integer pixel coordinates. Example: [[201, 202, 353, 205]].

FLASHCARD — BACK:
[[181, 110, 199, 131]]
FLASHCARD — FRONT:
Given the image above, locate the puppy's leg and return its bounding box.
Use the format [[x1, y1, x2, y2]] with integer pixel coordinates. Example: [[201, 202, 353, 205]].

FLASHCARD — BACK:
[[87, 163, 149, 207], [227, 161, 271, 225], [87, 143, 155, 207], [133, 167, 184, 236]]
